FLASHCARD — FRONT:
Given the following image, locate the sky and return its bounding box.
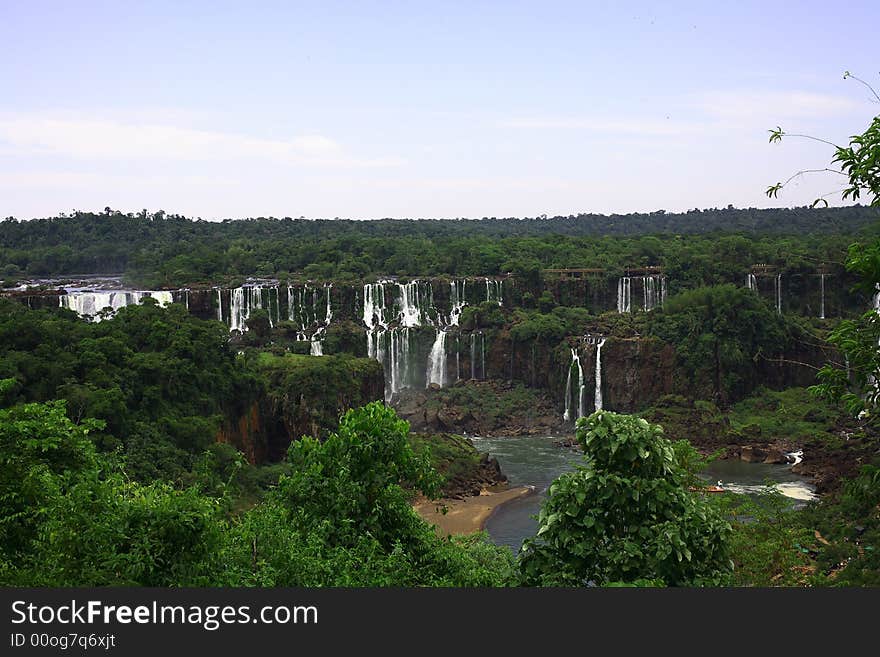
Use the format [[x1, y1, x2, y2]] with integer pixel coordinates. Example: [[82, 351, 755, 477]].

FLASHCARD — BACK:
[[1, 0, 878, 220]]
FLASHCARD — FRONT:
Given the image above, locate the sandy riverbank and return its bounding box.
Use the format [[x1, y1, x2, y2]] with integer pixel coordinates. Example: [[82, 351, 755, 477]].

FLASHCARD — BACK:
[[413, 486, 535, 536]]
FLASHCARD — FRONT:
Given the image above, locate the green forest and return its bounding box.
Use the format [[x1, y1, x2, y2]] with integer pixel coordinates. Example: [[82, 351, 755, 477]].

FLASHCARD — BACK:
[[2, 198, 880, 586], [1, 205, 878, 288], [2, 102, 880, 588]]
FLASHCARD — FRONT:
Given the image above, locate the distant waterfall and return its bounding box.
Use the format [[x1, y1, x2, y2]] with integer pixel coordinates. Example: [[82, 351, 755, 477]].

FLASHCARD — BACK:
[[485, 279, 503, 305], [216, 289, 223, 322], [309, 284, 333, 355], [398, 280, 433, 327], [227, 284, 280, 332], [368, 327, 412, 401], [643, 277, 658, 312], [618, 275, 665, 312], [575, 348, 586, 420], [617, 277, 631, 313], [388, 328, 412, 396], [746, 273, 757, 291], [59, 290, 173, 321], [563, 348, 579, 422], [594, 337, 607, 411], [449, 279, 467, 325], [819, 274, 826, 319], [363, 282, 389, 330], [775, 274, 783, 314], [288, 285, 323, 328], [359, 278, 503, 398], [426, 330, 448, 387], [230, 287, 245, 332], [470, 333, 476, 379]]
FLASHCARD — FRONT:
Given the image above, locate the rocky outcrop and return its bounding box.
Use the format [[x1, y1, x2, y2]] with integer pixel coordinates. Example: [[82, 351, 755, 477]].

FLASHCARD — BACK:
[[395, 380, 565, 437], [408, 432, 508, 499]]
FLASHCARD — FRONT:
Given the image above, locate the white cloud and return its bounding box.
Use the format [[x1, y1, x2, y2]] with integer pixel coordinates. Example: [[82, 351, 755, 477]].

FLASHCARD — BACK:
[[695, 90, 864, 120], [0, 171, 240, 190], [0, 115, 404, 168], [500, 116, 696, 136]]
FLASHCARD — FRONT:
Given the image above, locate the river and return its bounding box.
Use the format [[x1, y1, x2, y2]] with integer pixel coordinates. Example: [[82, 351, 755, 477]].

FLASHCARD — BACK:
[[469, 434, 816, 553]]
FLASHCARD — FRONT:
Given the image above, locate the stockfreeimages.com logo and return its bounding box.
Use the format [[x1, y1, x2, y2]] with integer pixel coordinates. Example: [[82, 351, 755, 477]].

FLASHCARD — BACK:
[[11, 600, 318, 632]]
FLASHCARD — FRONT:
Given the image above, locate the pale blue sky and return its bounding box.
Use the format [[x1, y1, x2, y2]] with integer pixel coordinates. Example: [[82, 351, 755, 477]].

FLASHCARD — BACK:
[[1, 0, 878, 219]]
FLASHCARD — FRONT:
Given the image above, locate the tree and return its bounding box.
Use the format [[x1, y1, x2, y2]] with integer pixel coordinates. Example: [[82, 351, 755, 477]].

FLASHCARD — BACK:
[[518, 411, 732, 586], [768, 72, 880, 415], [0, 399, 224, 586], [767, 72, 880, 208], [278, 401, 440, 550]]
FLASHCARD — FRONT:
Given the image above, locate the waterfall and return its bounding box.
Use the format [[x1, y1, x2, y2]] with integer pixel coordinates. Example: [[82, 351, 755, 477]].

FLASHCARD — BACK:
[[449, 279, 466, 325], [480, 332, 486, 379], [363, 282, 388, 330], [618, 275, 664, 312], [643, 277, 653, 312], [390, 328, 411, 398], [367, 325, 412, 401], [230, 287, 244, 331], [398, 281, 423, 327], [306, 284, 333, 355], [775, 274, 783, 314], [216, 289, 223, 322], [229, 285, 278, 332], [563, 348, 578, 422], [485, 278, 503, 305], [575, 347, 586, 420], [645, 275, 665, 310], [389, 329, 399, 394], [325, 284, 333, 324], [617, 277, 631, 313], [746, 274, 757, 291], [360, 278, 490, 397], [594, 337, 607, 411], [470, 333, 476, 379], [59, 290, 172, 321], [427, 330, 448, 387], [819, 274, 826, 319]]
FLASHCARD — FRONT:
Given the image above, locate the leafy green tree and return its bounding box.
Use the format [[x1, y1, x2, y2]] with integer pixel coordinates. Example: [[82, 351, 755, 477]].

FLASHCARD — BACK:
[[519, 411, 732, 586], [0, 399, 225, 585], [216, 402, 516, 587], [279, 402, 440, 550], [769, 73, 880, 415]]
